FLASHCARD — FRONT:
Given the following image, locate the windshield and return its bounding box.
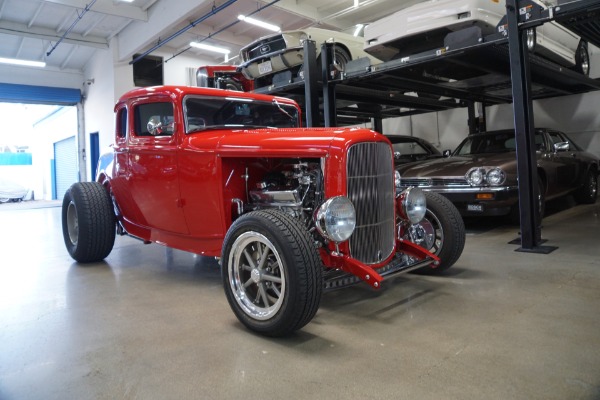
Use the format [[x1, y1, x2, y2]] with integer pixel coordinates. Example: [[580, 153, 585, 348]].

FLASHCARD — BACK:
[[454, 131, 519, 155], [183, 95, 299, 133], [454, 130, 547, 155]]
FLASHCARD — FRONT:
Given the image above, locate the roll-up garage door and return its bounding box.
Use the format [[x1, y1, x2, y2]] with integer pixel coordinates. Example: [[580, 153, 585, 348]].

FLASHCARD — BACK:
[[0, 83, 81, 105], [54, 136, 77, 200]]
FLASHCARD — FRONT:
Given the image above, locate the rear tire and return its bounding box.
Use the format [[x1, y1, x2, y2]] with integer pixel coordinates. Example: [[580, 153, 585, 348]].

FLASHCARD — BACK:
[[62, 182, 116, 263], [573, 41, 590, 76], [222, 210, 322, 337], [574, 169, 598, 204]]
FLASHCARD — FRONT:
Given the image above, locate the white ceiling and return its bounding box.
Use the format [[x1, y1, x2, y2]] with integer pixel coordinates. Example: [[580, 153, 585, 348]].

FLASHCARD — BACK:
[[0, 0, 421, 72]]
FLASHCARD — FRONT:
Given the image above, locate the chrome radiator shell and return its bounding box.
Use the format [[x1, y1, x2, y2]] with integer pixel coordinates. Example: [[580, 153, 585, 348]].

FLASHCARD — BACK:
[[346, 142, 395, 264]]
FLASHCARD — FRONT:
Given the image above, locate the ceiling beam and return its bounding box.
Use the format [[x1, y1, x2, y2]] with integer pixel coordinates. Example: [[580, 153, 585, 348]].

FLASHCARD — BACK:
[[116, 0, 217, 61], [0, 20, 108, 49], [42, 0, 148, 21]]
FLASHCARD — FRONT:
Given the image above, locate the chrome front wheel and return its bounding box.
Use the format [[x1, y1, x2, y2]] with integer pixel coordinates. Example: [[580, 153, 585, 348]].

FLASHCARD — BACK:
[[222, 210, 322, 336], [228, 231, 286, 321]]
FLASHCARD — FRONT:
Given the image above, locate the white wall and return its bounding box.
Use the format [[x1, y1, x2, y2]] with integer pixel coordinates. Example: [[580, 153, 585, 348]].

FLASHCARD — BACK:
[[0, 65, 83, 89]]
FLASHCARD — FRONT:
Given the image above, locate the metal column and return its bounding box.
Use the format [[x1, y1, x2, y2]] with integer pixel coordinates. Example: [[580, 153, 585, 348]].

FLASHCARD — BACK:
[[506, 0, 556, 253], [322, 43, 337, 127], [303, 40, 320, 127]]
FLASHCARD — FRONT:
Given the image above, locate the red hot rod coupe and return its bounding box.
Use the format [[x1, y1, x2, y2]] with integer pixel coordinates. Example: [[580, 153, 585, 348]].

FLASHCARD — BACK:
[[62, 86, 464, 336]]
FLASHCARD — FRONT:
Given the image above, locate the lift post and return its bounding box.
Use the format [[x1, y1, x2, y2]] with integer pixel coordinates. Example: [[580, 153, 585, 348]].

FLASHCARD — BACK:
[[506, 0, 557, 253], [303, 40, 320, 127]]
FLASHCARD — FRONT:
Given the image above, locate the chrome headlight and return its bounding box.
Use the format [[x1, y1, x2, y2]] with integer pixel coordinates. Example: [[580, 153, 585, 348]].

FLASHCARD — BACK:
[[315, 196, 356, 243], [397, 187, 427, 224], [466, 167, 506, 186], [395, 170, 402, 189], [466, 167, 485, 186], [486, 167, 506, 186]]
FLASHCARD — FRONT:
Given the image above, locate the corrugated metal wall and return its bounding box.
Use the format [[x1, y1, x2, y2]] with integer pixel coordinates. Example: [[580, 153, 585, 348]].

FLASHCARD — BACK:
[[53, 137, 77, 200]]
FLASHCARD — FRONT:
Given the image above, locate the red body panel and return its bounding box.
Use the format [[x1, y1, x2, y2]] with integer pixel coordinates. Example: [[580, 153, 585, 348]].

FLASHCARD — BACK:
[[102, 87, 382, 256]]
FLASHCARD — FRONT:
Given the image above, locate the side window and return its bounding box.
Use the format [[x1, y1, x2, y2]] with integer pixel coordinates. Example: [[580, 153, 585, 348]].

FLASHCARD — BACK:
[[116, 107, 127, 139], [133, 102, 175, 137], [392, 142, 428, 156]]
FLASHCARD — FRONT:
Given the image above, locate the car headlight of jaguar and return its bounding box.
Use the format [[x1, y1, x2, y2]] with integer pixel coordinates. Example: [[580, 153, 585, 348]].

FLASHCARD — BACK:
[[466, 167, 485, 186], [466, 167, 506, 186], [397, 187, 427, 224], [486, 167, 506, 186], [315, 196, 356, 243]]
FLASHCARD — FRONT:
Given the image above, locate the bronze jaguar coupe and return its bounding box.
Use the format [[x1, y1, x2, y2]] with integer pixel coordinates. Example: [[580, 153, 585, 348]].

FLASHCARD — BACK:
[[396, 128, 599, 219]]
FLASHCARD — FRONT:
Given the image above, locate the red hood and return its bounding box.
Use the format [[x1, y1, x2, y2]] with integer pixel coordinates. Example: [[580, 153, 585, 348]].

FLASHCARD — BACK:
[[192, 127, 386, 157]]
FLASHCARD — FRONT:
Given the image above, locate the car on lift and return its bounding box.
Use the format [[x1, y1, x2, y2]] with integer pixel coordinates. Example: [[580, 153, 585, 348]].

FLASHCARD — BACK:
[[363, 0, 590, 76], [396, 128, 599, 220], [61, 85, 466, 337], [196, 65, 254, 91], [238, 27, 380, 89]]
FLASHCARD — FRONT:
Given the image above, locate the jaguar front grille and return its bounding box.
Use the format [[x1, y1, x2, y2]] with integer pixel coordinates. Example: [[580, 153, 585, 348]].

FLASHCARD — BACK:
[[401, 178, 468, 187], [346, 142, 395, 264]]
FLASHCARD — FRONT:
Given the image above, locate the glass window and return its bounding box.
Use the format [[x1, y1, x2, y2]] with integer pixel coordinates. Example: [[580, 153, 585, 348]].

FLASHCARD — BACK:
[[183, 95, 299, 133], [391, 141, 429, 156], [133, 102, 174, 137], [116, 107, 127, 139]]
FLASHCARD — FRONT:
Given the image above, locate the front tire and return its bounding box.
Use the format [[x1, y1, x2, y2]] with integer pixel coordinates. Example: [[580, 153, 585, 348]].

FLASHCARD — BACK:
[[222, 210, 322, 337], [62, 182, 116, 263], [410, 192, 465, 273]]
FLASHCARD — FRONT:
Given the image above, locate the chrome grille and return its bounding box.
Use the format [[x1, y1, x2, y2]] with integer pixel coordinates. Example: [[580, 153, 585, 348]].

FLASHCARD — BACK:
[[243, 35, 287, 61], [401, 178, 468, 187], [347, 142, 395, 264]]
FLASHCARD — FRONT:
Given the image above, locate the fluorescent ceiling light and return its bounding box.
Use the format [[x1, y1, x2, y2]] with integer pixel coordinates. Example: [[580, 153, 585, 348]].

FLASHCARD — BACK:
[[353, 24, 364, 37], [189, 42, 231, 55], [237, 15, 280, 32], [0, 57, 46, 68]]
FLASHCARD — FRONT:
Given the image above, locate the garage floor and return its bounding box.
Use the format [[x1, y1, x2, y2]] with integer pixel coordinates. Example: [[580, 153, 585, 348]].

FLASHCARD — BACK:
[[1, 199, 599, 400]]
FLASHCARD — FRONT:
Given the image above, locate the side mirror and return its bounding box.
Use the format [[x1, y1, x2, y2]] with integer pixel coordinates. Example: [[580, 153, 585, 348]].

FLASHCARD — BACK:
[[147, 116, 163, 136], [443, 150, 452, 157], [553, 142, 570, 152]]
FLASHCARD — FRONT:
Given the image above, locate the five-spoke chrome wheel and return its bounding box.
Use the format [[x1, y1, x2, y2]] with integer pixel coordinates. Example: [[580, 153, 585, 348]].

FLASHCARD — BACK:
[[228, 231, 286, 321]]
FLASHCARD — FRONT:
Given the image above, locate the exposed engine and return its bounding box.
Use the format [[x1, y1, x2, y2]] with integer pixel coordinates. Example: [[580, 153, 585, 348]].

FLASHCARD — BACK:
[[246, 160, 324, 231]]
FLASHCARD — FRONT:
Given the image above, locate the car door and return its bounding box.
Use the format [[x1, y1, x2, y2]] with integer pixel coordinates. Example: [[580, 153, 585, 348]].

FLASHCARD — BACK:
[[545, 130, 580, 196], [124, 98, 189, 235]]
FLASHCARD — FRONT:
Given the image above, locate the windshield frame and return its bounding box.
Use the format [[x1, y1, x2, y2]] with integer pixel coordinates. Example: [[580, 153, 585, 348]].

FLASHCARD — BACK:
[[182, 94, 300, 134]]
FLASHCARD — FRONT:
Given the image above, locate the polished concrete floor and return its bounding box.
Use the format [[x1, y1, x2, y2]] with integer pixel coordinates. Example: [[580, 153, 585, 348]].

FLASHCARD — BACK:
[[0, 198, 599, 400]]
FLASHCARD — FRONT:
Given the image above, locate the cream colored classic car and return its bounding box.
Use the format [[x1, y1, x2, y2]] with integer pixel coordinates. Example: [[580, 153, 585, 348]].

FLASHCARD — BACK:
[[238, 27, 380, 88], [363, 0, 590, 75]]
